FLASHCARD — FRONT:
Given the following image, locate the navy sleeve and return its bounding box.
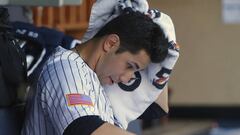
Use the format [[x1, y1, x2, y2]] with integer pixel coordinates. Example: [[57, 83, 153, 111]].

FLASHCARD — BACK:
[[63, 115, 105, 135], [138, 102, 168, 120]]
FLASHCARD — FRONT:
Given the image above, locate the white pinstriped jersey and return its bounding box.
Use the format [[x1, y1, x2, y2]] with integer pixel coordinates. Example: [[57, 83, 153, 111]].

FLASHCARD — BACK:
[[22, 46, 115, 135]]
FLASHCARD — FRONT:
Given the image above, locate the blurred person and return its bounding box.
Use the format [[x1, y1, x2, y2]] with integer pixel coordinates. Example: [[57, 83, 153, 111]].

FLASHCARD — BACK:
[[0, 7, 27, 135]]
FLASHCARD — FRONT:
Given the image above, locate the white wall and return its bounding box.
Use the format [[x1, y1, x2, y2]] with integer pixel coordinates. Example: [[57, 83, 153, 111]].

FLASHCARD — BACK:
[[149, 0, 240, 106]]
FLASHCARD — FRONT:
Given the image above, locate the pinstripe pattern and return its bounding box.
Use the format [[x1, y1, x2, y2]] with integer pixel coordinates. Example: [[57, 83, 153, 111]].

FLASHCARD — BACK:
[[22, 46, 115, 135]]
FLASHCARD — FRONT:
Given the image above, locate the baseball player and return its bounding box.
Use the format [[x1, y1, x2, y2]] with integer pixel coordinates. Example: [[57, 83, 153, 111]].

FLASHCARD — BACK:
[[82, 0, 179, 129], [21, 10, 169, 135]]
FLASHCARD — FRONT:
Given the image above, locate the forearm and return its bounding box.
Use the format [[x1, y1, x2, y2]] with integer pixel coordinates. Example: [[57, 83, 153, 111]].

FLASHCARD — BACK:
[[155, 84, 169, 113], [92, 123, 135, 135]]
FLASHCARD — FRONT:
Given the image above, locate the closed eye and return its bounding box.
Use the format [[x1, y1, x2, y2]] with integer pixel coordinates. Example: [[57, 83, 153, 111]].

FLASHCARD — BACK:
[[127, 61, 140, 71], [127, 63, 134, 69]]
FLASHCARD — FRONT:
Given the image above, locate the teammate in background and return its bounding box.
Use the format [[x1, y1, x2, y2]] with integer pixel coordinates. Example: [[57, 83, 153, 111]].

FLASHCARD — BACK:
[[21, 10, 168, 135]]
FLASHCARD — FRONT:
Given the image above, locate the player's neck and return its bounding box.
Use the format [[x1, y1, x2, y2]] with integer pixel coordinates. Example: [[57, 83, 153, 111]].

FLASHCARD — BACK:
[[74, 39, 101, 71]]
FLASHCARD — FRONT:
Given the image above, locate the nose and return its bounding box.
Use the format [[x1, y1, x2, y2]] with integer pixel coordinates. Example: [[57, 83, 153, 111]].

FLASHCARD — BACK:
[[119, 69, 134, 84]]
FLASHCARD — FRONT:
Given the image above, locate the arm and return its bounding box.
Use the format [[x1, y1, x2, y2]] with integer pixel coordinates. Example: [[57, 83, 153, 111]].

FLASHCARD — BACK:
[[92, 123, 135, 135], [138, 84, 169, 119], [154, 84, 169, 113], [63, 116, 135, 135]]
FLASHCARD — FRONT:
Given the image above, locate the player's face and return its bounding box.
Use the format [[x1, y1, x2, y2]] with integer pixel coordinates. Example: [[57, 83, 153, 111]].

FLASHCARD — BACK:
[[96, 49, 150, 85]]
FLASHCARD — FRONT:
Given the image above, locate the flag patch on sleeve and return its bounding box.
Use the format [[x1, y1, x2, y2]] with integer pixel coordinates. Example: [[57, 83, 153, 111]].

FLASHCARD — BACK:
[[66, 94, 93, 106]]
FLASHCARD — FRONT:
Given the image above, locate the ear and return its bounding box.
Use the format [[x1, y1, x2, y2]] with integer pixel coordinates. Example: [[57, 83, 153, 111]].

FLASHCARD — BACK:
[[103, 34, 120, 52]]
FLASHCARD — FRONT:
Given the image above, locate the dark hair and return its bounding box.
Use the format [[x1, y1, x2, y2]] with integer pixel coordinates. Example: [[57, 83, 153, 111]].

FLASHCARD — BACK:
[[93, 10, 168, 63]]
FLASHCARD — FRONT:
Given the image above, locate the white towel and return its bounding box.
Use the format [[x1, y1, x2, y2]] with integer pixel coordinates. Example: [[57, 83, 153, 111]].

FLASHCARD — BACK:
[[82, 0, 180, 129], [81, 0, 149, 43]]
